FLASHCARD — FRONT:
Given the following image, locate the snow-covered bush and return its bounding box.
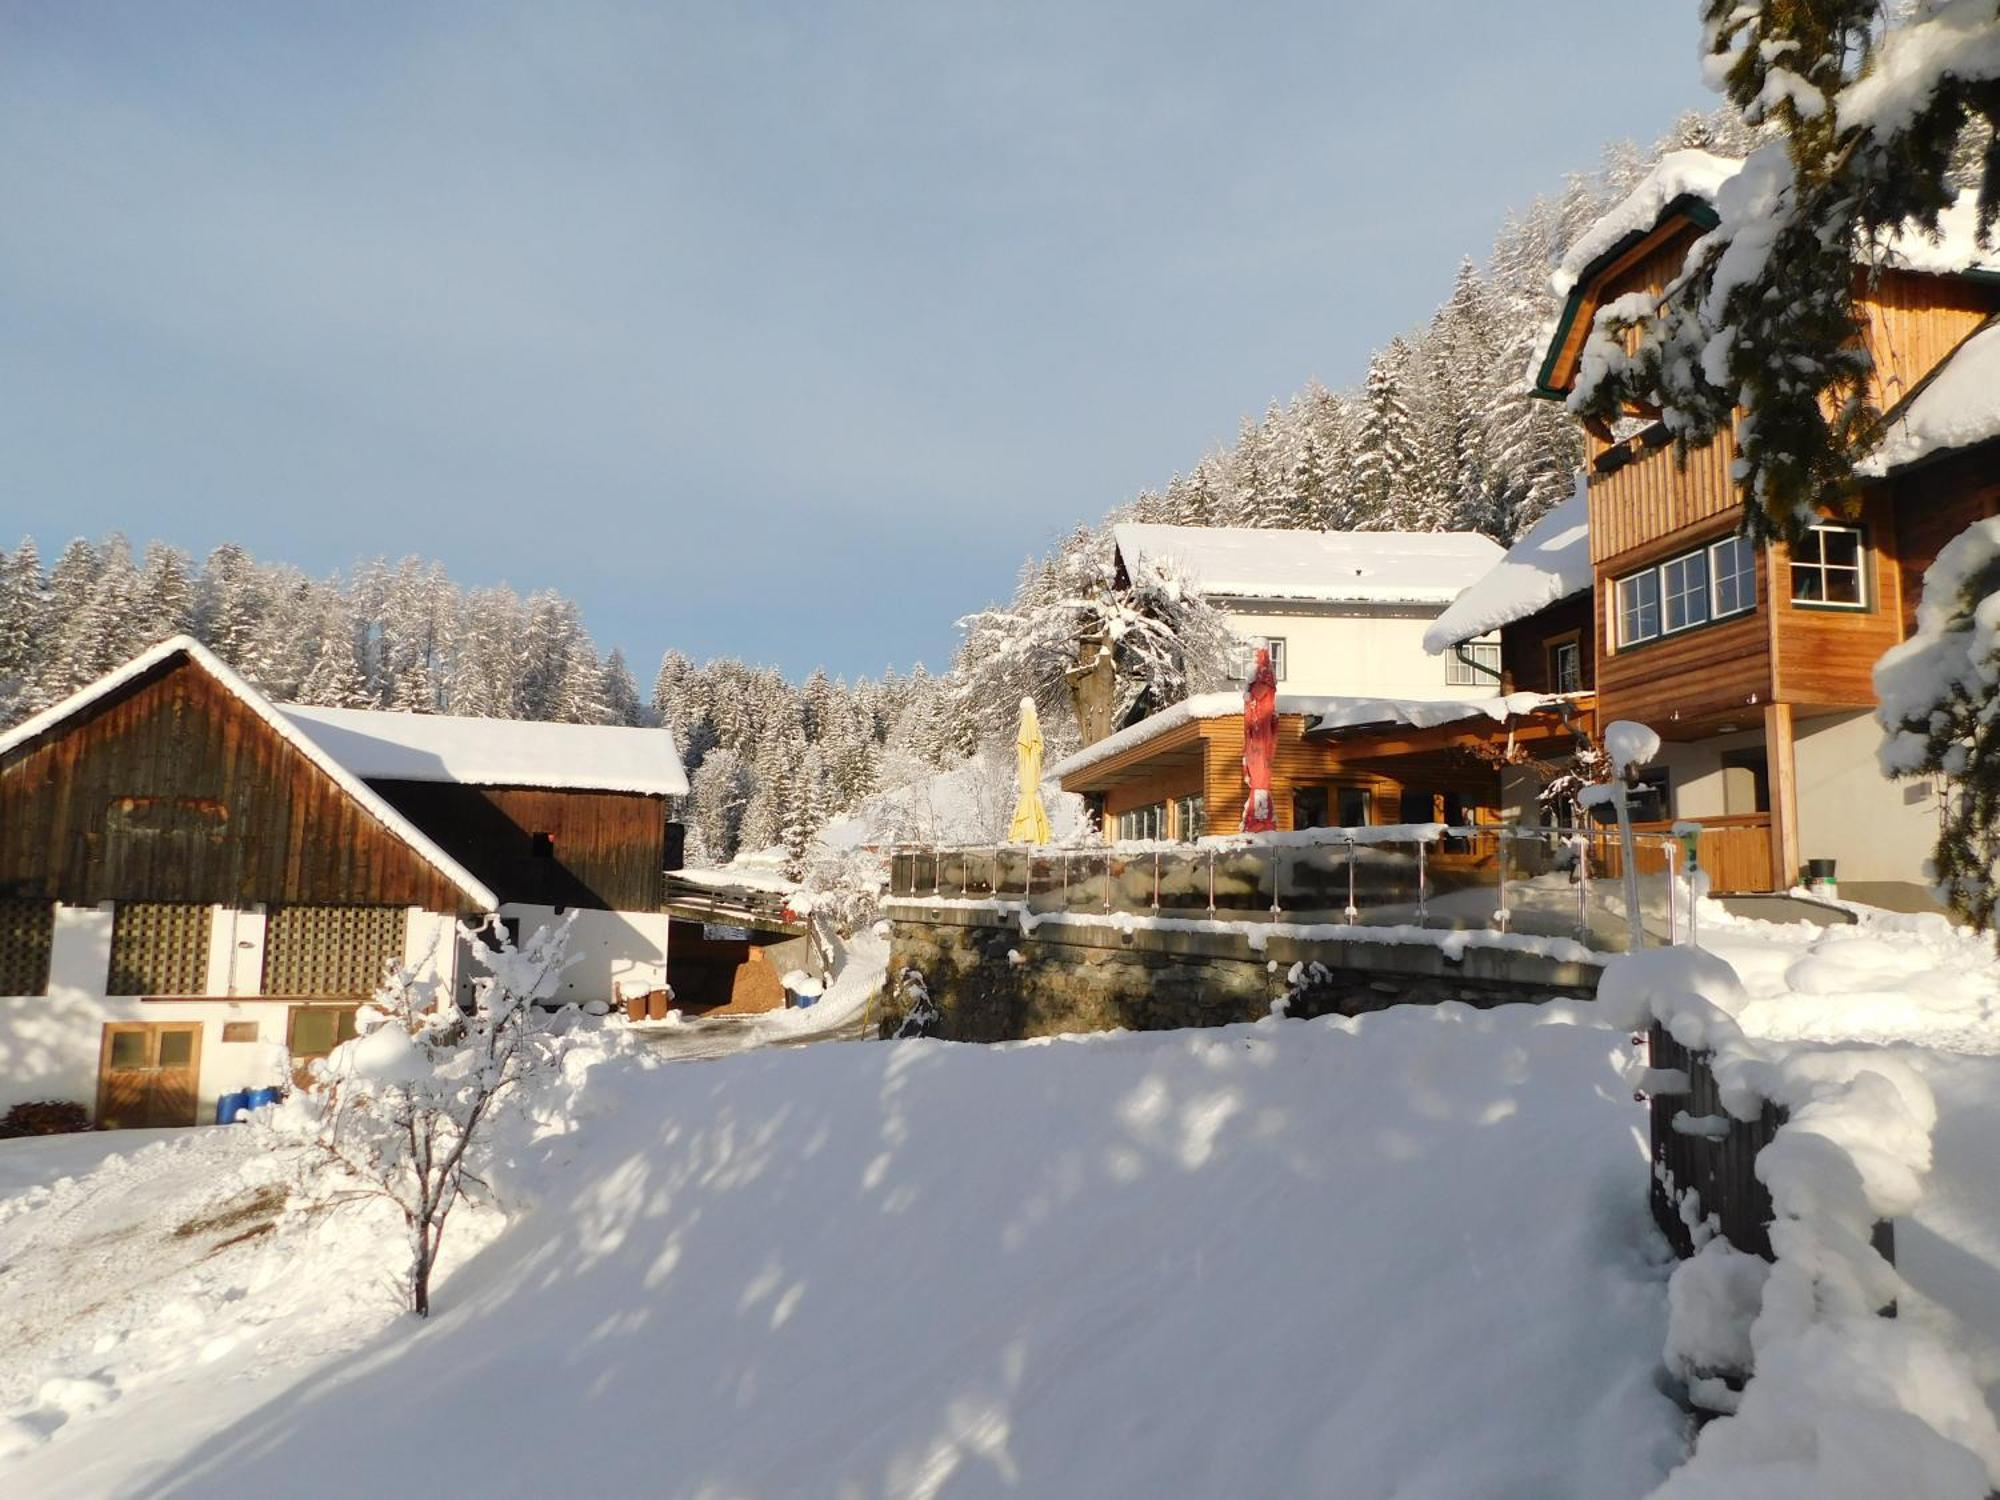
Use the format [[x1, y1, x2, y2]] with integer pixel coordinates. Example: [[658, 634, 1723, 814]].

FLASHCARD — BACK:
[[1877, 516, 2000, 932], [275, 918, 577, 1317], [1601, 946, 2000, 1497]]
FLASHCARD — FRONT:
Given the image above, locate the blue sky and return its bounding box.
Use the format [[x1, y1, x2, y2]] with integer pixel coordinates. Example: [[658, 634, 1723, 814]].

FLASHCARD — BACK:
[[0, 2, 1711, 683]]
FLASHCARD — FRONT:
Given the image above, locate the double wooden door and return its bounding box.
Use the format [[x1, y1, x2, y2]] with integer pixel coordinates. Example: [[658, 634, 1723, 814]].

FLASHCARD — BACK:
[[95, 1022, 202, 1129]]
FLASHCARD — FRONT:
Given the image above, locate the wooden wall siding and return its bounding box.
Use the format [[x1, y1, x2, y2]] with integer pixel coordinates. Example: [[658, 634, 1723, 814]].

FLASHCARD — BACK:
[[0, 655, 474, 911], [1502, 594, 1595, 695], [0, 897, 54, 995], [1857, 271, 2000, 414], [262, 904, 408, 997], [108, 902, 212, 996], [1588, 430, 1741, 564], [1893, 450, 2000, 636], [1102, 763, 1204, 823], [368, 781, 667, 912], [1769, 491, 1904, 711], [1594, 529, 1775, 733]]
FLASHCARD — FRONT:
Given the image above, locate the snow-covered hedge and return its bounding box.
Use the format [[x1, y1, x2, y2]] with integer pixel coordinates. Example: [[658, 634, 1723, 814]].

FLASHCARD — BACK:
[[1600, 947, 2000, 1498]]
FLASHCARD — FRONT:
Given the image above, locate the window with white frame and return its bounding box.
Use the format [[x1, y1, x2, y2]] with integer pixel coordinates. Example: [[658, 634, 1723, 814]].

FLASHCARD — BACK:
[[1710, 535, 1756, 618], [1617, 533, 1764, 649], [1661, 551, 1709, 632], [1790, 524, 1866, 608], [1445, 640, 1502, 686], [1617, 569, 1662, 645], [1240, 636, 1286, 681], [1549, 638, 1582, 693]]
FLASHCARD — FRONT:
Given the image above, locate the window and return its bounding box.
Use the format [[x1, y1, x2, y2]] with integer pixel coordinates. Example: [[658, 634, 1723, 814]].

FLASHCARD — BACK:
[[1791, 524, 1866, 608], [287, 1006, 360, 1061], [1619, 533, 1763, 649], [1336, 786, 1372, 828], [1661, 551, 1709, 632], [1293, 788, 1329, 829], [1260, 638, 1287, 682], [530, 831, 557, 859], [1711, 535, 1756, 618], [1618, 569, 1662, 645], [1548, 639, 1583, 694], [1173, 794, 1206, 842], [1116, 802, 1165, 841], [1445, 640, 1502, 687]]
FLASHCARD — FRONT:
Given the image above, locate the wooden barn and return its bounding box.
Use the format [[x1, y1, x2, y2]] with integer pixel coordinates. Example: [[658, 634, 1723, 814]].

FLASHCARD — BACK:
[[0, 637, 495, 1128], [280, 703, 689, 1012]]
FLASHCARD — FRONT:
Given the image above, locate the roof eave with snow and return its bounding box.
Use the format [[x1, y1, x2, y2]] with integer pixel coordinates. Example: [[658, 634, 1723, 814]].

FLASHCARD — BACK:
[[1422, 479, 1594, 653]]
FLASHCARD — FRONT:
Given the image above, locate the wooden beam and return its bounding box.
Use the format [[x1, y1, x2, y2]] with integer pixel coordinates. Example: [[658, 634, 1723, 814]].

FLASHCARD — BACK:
[[1764, 702, 1800, 891]]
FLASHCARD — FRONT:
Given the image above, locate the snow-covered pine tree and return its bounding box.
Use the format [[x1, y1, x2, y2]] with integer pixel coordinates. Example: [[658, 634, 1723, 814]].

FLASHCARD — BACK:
[[295, 597, 373, 707], [0, 540, 46, 722], [134, 542, 194, 651], [197, 542, 268, 678], [687, 747, 750, 865], [32, 539, 105, 707], [1352, 341, 1420, 530], [600, 648, 645, 727]]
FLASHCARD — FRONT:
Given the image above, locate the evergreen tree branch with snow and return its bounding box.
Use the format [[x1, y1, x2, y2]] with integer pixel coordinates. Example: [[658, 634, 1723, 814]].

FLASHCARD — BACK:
[[1570, 0, 2000, 543], [1878, 518, 2000, 932]]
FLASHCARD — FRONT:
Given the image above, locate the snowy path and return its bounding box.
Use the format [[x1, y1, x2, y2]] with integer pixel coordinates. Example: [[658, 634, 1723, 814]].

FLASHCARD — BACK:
[[633, 929, 888, 1062], [0, 1001, 1685, 1499]]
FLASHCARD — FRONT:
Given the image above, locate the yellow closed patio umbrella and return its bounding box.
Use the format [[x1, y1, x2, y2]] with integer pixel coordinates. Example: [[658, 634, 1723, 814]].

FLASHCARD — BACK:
[[1009, 696, 1052, 845]]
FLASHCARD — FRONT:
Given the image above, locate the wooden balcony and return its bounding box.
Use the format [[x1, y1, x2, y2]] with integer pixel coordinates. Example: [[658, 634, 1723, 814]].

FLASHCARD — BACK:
[[1594, 813, 1774, 894]]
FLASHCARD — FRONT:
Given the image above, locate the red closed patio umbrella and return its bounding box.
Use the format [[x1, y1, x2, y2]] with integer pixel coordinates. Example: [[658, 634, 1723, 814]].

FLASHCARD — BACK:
[[1241, 646, 1278, 833]]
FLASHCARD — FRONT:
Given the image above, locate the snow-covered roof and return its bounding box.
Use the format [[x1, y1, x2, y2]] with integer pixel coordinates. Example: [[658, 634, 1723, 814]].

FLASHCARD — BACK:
[[1867, 192, 2000, 280], [1422, 480, 1593, 653], [1860, 318, 2000, 478], [0, 637, 499, 909], [280, 704, 689, 797], [1049, 691, 1365, 782], [1551, 151, 1743, 297], [1309, 692, 1576, 736], [1112, 524, 1504, 607]]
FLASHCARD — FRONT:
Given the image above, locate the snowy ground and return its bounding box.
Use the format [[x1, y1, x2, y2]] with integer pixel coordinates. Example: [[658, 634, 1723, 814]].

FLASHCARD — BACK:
[[0, 999, 1687, 1499], [4, 909, 1999, 1496], [633, 929, 888, 1061]]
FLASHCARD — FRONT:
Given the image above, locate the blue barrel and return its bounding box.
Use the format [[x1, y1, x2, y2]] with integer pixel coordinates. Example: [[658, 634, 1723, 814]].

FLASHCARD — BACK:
[[244, 1086, 283, 1113], [216, 1090, 249, 1126]]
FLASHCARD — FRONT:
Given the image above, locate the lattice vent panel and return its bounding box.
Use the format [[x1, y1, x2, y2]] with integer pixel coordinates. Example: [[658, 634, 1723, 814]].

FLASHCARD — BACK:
[[108, 903, 213, 996], [262, 904, 407, 997], [0, 898, 54, 996]]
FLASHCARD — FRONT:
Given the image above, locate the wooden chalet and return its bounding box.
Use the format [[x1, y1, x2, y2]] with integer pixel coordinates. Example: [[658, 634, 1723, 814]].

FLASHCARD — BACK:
[[0, 637, 495, 1129], [1532, 150, 2000, 903]]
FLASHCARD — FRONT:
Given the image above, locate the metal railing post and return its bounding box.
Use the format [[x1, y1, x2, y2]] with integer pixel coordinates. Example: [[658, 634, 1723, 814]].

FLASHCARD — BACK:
[[1415, 838, 1428, 927], [1344, 837, 1359, 925]]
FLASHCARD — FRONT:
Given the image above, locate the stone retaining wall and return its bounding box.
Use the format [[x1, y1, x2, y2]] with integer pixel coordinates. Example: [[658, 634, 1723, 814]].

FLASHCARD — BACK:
[[878, 900, 1601, 1043]]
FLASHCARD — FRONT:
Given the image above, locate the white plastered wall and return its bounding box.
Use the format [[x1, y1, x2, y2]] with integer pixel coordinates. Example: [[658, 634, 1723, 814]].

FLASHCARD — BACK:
[[1654, 728, 1768, 821], [492, 903, 668, 1007], [0, 903, 461, 1124], [1793, 710, 1937, 888], [1221, 603, 1499, 701]]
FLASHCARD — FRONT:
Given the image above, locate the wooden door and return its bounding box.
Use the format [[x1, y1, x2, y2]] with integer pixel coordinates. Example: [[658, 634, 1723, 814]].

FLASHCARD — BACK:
[[95, 1022, 203, 1129]]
